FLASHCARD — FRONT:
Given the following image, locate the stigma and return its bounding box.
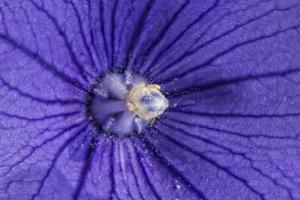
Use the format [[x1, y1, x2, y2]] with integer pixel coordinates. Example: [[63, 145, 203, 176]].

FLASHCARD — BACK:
[[127, 83, 168, 121]]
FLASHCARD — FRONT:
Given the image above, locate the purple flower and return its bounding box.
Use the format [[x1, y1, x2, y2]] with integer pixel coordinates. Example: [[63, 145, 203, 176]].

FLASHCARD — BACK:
[[0, 0, 300, 199]]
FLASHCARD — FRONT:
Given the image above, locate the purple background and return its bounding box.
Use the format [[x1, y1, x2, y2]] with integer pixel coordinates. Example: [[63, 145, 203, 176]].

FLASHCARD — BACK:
[[0, 0, 300, 199]]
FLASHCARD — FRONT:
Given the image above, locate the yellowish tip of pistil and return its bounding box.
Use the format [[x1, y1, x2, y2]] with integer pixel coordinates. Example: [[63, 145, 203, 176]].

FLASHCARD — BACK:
[[127, 83, 168, 121]]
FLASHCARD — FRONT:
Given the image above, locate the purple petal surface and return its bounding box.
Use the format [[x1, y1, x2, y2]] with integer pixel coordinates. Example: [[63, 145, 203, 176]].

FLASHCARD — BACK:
[[0, 0, 300, 200]]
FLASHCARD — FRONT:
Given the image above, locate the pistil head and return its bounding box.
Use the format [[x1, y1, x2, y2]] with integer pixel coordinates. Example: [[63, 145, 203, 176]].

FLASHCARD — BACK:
[[127, 83, 169, 121]]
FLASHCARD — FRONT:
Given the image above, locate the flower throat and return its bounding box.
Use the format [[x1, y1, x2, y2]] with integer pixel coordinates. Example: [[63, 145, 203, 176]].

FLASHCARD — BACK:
[[88, 72, 168, 137]]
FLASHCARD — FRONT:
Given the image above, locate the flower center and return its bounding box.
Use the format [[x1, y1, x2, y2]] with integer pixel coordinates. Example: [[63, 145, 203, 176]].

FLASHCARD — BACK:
[[88, 72, 168, 136]]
